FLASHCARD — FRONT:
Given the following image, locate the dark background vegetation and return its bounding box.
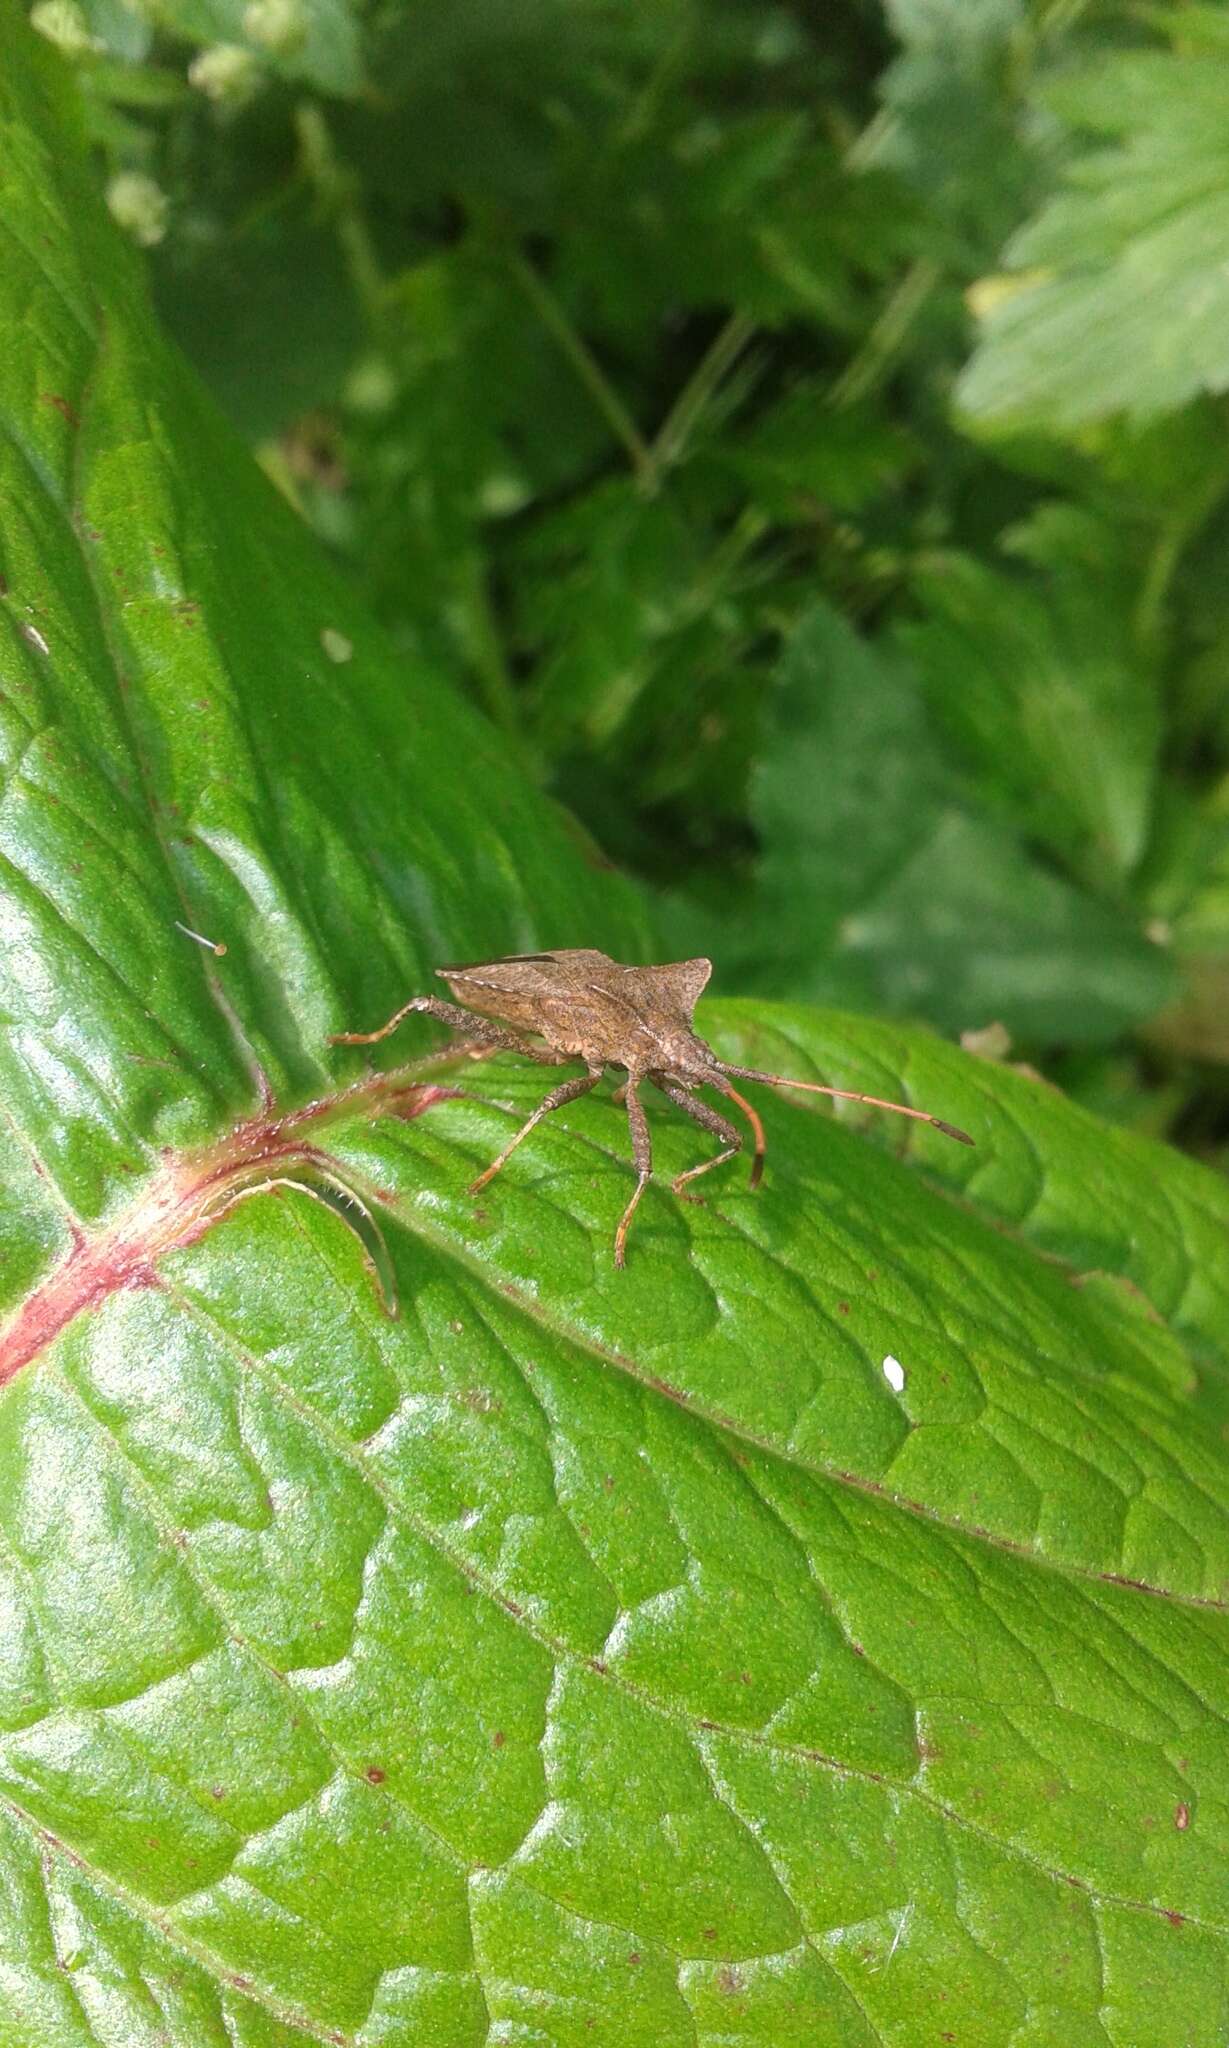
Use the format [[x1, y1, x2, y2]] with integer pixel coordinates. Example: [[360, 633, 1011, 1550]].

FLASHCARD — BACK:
[[44, 0, 1229, 1154]]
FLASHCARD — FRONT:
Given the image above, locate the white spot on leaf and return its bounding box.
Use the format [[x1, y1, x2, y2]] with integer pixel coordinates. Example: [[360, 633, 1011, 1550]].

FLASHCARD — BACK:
[[321, 627, 353, 663]]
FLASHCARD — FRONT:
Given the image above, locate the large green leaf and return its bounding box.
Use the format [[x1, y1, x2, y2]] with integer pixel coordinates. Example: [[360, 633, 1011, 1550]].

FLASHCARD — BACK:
[[0, 12, 645, 1252], [957, 42, 1229, 431], [711, 603, 1176, 1044], [2, 15, 1229, 2047], [899, 507, 1161, 887], [872, 0, 1038, 264]]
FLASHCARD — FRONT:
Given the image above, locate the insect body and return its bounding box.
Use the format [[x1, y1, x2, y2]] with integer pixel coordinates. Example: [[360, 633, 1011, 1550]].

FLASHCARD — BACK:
[[331, 950, 973, 1266]]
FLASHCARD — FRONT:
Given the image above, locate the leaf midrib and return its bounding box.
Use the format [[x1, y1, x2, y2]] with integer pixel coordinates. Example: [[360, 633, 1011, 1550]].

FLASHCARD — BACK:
[[0, 1068, 458, 1385], [332, 1147, 1228, 1614], [4, 1055, 1222, 1616], [8, 1146, 1218, 2034]]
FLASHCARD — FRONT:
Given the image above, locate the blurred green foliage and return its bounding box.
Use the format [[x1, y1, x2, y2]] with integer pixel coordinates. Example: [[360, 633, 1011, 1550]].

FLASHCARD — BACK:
[[44, 0, 1229, 1147]]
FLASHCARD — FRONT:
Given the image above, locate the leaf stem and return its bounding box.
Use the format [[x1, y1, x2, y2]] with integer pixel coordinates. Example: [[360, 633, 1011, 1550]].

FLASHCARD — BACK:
[[829, 256, 941, 409], [453, 551, 542, 774], [648, 310, 758, 480], [295, 102, 386, 330], [617, 6, 694, 145], [507, 248, 656, 488], [1134, 459, 1229, 657]]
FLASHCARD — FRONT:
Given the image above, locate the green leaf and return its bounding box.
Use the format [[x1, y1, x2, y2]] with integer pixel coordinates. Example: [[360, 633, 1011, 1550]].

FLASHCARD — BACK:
[[6, 1030, 1229, 2041], [957, 48, 1229, 430], [558, 118, 905, 338], [3, 14, 1228, 2047], [872, 0, 1038, 264], [899, 506, 1161, 885], [340, 247, 610, 699], [732, 604, 1176, 1042], [712, 386, 917, 520], [151, 215, 363, 443], [517, 480, 708, 751], [0, 18, 645, 1253]]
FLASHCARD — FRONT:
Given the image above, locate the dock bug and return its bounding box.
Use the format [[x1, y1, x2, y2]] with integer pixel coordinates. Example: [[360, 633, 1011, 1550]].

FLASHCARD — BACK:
[[331, 950, 973, 1265]]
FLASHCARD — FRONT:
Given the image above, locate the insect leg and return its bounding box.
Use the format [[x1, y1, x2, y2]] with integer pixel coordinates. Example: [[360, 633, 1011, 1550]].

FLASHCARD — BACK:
[[469, 1068, 603, 1195], [614, 1077, 653, 1268], [651, 1079, 744, 1197], [330, 995, 500, 1047], [331, 997, 561, 1069], [706, 1073, 766, 1188]]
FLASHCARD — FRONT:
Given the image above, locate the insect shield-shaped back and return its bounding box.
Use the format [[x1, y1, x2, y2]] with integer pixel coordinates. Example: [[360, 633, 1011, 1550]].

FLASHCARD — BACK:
[[437, 950, 616, 1056], [437, 951, 714, 1068], [434, 952, 601, 1038]]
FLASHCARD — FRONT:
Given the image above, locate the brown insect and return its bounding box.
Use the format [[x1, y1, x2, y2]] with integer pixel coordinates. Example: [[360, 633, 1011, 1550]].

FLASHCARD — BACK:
[[331, 950, 973, 1266]]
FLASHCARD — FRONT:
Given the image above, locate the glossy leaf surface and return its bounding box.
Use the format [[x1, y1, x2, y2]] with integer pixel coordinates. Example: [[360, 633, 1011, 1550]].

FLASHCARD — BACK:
[[1, 15, 1227, 2047]]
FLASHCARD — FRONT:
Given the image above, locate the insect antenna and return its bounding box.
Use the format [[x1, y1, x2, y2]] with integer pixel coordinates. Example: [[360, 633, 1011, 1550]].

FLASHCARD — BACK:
[[713, 1062, 974, 1146]]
